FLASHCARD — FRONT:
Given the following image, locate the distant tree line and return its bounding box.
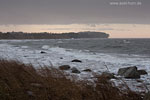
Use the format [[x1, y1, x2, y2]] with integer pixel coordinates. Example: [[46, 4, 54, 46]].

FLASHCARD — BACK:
[[0, 31, 109, 39]]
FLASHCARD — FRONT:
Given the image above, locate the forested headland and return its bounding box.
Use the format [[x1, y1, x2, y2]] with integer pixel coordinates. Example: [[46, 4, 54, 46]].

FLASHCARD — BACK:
[[0, 31, 109, 39]]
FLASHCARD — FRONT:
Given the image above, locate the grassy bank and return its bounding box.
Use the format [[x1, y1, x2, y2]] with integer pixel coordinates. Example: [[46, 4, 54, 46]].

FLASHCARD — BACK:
[[0, 60, 142, 100]]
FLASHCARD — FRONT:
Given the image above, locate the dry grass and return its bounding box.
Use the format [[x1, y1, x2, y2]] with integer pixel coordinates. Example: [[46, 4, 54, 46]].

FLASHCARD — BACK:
[[0, 60, 143, 100]]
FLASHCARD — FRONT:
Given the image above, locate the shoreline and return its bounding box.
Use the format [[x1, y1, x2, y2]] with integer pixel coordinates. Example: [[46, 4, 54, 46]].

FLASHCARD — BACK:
[[0, 41, 150, 93]]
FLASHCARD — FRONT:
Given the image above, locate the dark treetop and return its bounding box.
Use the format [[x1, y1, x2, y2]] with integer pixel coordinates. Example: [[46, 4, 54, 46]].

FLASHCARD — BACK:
[[0, 31, 109, 39]]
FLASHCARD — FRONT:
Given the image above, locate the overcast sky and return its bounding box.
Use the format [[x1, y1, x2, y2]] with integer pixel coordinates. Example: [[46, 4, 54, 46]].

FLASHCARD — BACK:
[[0, 0, 150, 25], [0, 0, 150, 38]]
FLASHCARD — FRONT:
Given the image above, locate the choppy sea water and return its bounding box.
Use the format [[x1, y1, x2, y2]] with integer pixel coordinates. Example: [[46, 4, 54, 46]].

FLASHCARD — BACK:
[[0, 38, 150, 92], [1, 38, 150, 71], [5, 38, 150, 55]]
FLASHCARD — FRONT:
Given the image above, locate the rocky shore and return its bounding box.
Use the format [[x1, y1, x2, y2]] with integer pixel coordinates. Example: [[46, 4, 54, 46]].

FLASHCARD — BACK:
[[0, 41, 150, 95]]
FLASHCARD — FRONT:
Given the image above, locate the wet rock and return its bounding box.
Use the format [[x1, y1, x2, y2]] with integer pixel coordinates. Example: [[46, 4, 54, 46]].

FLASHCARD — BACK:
[[118, 66, 140, 79], [71, 59, 82, 63], [59, 65, 71, 70], [60, 57, 63, 59], [144, 92, 150, 100], [138, 70, 148, 75], [124, 71, 140, 79], [101, 72, 115, 79], [71, 67, 80, 74], [83, 69, 92, 72], [118, 66, 136, 76], [40, 51, 46, 54], [136, 79, 143, 83]]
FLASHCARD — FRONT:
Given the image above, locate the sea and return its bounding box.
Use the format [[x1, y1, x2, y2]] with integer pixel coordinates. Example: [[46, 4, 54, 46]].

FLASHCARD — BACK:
[[0, 38, 150, 92], [4, 38, 150, 54]]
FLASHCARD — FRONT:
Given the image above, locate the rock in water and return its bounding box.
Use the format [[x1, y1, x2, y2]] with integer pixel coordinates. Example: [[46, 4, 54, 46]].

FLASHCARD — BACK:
[[137, 70, 148, 75], [71, 59, 82, 63], [60, 57, 63, 59], [118, 66, 140, 79], [83, 69, 92, 72], [118, 67, 134, 76], [124, 70, 140, 79], [40, 51, 46, 54], [59, 65, 71, 70], [71, 67, 80, 74]]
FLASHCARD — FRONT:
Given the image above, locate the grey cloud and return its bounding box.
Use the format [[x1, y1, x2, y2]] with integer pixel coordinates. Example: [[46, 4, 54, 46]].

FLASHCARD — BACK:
[[42, 27, 114, 31], [0, 0, 150, 24]]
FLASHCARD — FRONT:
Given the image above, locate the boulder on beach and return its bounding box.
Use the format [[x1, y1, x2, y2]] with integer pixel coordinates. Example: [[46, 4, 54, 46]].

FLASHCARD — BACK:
[[59, 65, 71, 70], [71, 67, 80, 74], [83, 69, 92, 72], [71, 59, 82, 63], [137, 70, 148, 75], [118, 66, 140, 79], [101, 72, 115, 79]]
